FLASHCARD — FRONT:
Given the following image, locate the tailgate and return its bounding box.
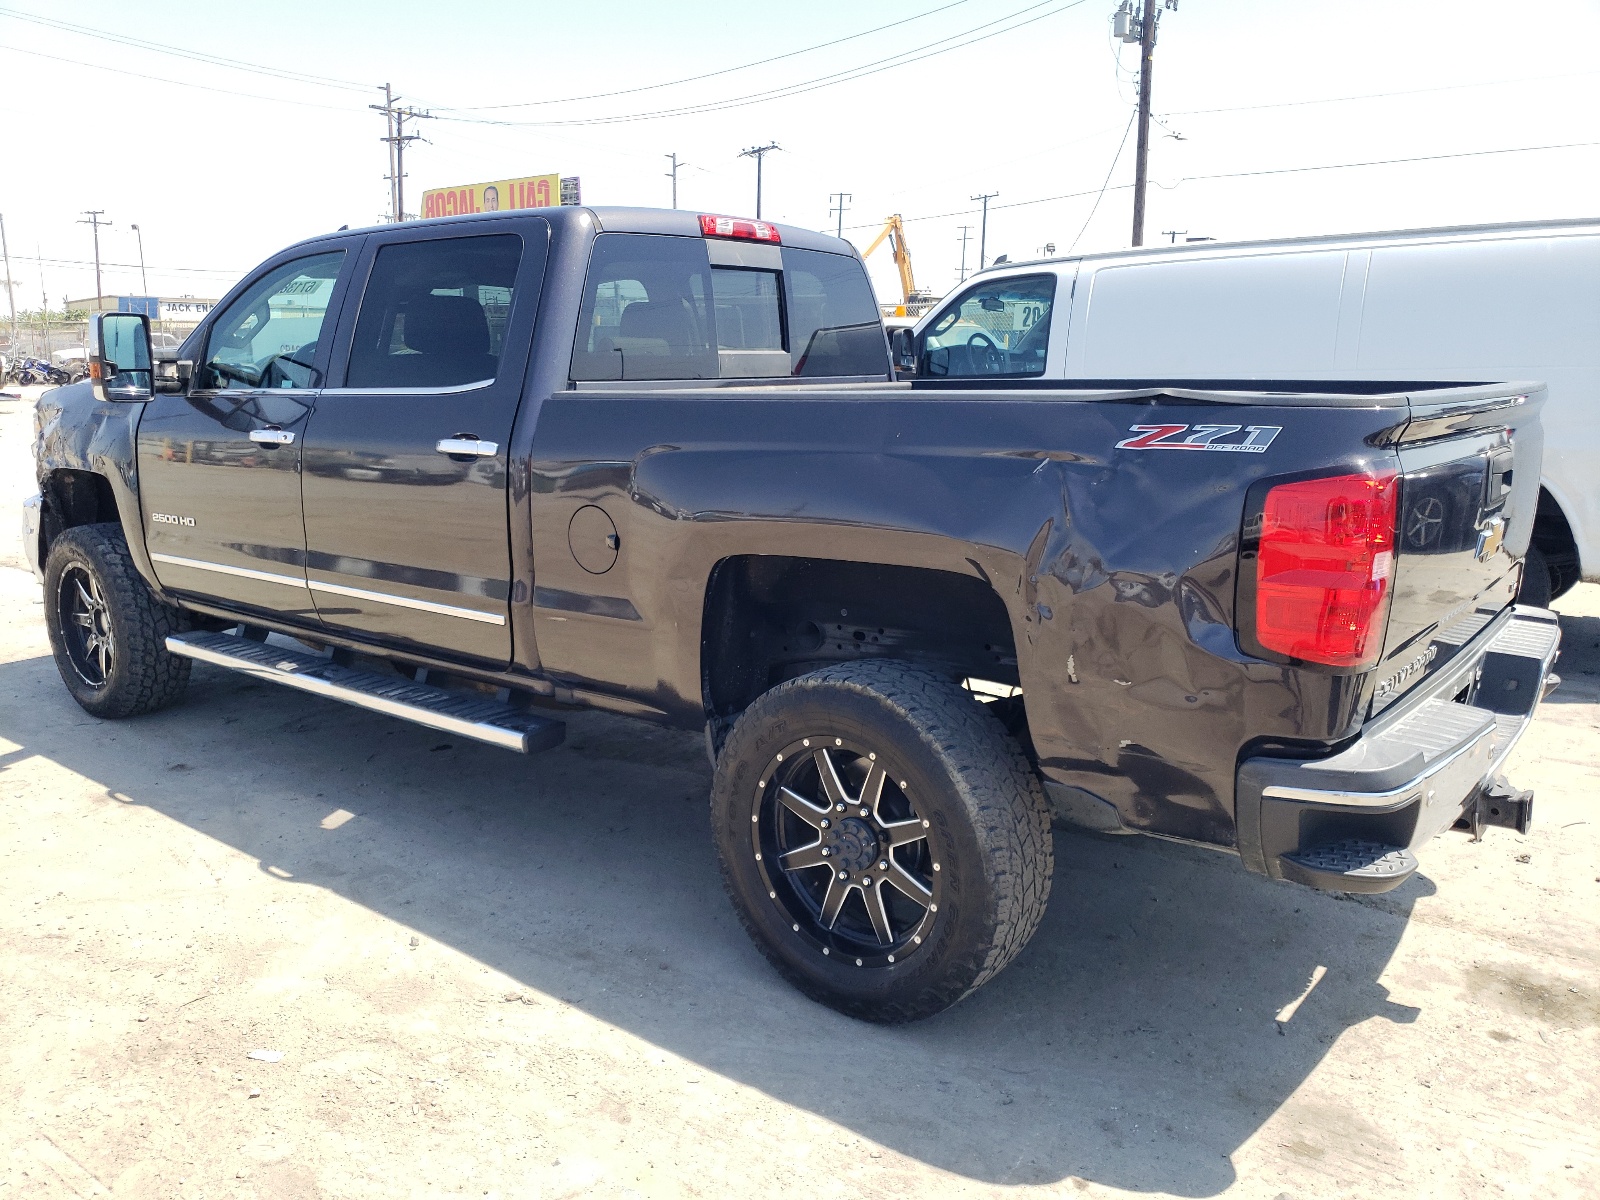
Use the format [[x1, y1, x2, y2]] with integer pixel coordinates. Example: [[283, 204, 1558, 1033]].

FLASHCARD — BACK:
[[1370, 386, 1547, 714]]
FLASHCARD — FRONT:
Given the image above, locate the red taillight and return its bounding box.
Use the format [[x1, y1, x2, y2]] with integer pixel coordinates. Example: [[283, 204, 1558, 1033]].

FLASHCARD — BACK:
[[698, 213, 781, 243], [1255, 470, 1399, 668]]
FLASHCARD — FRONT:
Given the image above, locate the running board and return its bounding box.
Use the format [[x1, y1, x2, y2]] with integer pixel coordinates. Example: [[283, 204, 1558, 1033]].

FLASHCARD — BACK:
[[166, 630, 564, 754]]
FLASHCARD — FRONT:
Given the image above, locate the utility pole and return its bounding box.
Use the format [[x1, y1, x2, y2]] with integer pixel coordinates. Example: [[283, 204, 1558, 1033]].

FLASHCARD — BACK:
[[737, 142, 781, 219], [664, 153, 687, 209], [77, 210, 111, 304], [0, 213, 15, 347], [1161, 229, 1187, 243], [956, 224, 973, 284], [371, 85, 433, 221], [131, 223, 148, 294], [373, 84, 399, 221], [1117, 0, 1179, 248], [829, 192, 852, 239], [970, 192, 998, 269]]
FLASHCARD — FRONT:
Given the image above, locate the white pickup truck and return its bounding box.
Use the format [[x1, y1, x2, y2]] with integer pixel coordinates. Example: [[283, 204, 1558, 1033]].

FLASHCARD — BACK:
[[896, 217, 1600, 607]]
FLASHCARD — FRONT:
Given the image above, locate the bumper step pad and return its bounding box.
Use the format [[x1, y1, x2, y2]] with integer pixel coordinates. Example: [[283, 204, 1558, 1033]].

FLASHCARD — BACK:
[[1279, 839, 1419, 894], [166, 630, 564, 754]]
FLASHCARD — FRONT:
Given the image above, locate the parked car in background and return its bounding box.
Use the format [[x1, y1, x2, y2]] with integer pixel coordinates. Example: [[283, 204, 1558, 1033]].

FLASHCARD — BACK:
[[901, 217, 1600, 607]]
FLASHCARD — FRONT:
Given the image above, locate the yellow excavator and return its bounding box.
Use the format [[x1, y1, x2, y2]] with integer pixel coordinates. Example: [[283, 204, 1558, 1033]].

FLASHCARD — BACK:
[[862, 215, 938, 318]]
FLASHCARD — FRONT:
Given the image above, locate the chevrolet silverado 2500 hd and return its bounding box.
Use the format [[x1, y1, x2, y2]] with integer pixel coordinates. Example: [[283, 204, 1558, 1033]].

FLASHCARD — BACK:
[[25, 206, 1560, 1021]]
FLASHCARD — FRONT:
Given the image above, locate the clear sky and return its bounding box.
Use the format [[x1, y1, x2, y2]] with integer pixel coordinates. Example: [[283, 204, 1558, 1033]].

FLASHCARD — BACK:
[[2, 0, 1598, 310]]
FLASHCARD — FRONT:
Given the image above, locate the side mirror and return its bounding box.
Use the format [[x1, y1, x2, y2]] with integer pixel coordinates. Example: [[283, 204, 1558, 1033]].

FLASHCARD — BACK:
[[90, 313, 153, 402], [889, 327, 918, 375]]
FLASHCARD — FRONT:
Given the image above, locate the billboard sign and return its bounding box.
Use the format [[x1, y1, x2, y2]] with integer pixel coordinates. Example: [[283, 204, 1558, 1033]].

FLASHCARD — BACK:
[[421, 174, 581, 220], [117, 296, 160, 318]]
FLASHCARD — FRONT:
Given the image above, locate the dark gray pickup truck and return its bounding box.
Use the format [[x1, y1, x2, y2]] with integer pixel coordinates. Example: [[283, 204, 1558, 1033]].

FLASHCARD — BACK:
[[25, 206, 1560, 1021]]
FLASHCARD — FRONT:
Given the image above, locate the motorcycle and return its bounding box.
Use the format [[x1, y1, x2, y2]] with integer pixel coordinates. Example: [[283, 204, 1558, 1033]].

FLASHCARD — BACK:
[[6, 356, 70, 386]]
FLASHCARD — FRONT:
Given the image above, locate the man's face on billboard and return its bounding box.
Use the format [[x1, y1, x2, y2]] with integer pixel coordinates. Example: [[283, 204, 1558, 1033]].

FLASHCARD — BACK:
[[484, 186, 500, 211]]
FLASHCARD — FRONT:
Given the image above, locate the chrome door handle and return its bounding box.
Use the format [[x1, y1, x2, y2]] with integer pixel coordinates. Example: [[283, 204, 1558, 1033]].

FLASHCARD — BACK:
[[249, 427, 295, 446], [436, 438, 499, 458]]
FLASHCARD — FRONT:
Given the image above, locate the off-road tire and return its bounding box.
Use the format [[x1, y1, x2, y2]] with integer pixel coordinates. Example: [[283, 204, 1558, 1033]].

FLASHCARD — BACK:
[[711, 661, 1053, 1023], [43, 523, 192, 718]]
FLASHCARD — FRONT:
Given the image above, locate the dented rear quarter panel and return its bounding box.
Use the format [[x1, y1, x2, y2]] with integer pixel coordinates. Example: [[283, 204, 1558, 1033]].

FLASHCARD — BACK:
[[526, 386, 1420, 845]]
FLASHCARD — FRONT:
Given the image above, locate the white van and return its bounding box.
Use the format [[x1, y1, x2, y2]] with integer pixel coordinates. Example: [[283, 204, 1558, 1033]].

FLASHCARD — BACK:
[[905, 217, 1600, 604]]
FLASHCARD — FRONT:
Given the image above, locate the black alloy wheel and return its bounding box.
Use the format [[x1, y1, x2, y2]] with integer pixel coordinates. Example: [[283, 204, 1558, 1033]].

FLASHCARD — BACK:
[[754, 737, 937, 968], [712, 661, 1054, 1023], [42, 523, 192, 719], [57, 563, 116, 687]]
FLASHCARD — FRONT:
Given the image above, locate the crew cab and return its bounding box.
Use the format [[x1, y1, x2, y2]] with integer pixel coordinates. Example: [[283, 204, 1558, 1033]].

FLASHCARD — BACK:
[[25, 206, 1560, 1021]]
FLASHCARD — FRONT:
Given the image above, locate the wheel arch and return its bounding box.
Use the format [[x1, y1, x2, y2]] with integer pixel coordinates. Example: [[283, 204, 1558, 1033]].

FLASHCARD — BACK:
[[1531, 483, 1582, 599], [38, 469, 121, 557], [699, 554, 1022, 729]]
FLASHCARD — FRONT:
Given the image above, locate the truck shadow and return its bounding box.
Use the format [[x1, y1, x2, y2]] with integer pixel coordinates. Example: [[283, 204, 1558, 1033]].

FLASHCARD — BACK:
[[0, 652, 1434, 1196], [1544, 611, 1600, 703]]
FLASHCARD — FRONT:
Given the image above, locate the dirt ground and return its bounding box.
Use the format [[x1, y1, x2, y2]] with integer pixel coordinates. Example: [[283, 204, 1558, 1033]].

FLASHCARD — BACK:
[[1, 384, 1596, 1199]]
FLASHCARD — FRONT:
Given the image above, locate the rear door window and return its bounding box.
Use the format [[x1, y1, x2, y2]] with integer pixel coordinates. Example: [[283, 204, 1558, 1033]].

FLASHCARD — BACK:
[[571, 234, 888, 381], [921, 274, 1056, 378], [345, 234, 524, 390]]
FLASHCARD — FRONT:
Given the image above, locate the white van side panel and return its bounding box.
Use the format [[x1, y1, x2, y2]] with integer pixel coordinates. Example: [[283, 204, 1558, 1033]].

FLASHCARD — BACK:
[[1359, 236, 1600, 371], [1067, 251, 1348, 377], [1357, 234, 1600, 579], [1051, 229, 1600, 580]]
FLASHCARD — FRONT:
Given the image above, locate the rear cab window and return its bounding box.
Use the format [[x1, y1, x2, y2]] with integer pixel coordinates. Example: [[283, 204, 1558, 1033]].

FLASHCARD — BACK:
[[571, 233, 887, 382]]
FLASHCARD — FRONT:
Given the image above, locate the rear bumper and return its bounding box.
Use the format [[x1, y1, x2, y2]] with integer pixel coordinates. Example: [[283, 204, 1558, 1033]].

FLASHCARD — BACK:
[[1235, 606, 1561, 893]]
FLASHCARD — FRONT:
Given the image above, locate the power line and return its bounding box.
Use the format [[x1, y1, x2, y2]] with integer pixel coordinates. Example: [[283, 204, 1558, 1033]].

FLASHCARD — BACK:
[[1070, 110, 1136, 252], [845, 136, 1600, 235], [0, 44, 355, 111], [440, 0, 980, 111], [440, 0, 1089, 128], [1167, 68, 1600, 117], [29, 255, 243, 276], [0, 4, 371, 92], [1164, 138, 1600, 187]]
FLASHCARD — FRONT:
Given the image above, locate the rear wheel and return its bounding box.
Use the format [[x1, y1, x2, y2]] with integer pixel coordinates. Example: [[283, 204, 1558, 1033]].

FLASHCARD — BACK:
[[43, 523, 192, 718], [710, 661, 1053, 1023]]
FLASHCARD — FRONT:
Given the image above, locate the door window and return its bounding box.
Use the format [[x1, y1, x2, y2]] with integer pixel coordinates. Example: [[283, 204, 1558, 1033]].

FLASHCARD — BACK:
[[199, 251, 345, 390], [572, 234, 716, 381], [921, 274, 1056, 378], [345, 234, 525, 389]]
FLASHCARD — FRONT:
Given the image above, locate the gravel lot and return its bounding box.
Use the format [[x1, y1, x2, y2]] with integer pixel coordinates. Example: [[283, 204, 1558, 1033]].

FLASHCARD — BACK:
[[1, 384, 1597, 1199]]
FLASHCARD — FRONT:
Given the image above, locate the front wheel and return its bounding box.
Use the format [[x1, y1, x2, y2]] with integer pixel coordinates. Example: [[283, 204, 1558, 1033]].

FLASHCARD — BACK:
[[43, 523, 192, 718], [710, 661, 1053, 1023]]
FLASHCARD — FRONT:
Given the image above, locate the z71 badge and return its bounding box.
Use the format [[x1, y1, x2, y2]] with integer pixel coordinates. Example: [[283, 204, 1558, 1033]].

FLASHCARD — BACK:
[[1116, 424, 1282, 453]]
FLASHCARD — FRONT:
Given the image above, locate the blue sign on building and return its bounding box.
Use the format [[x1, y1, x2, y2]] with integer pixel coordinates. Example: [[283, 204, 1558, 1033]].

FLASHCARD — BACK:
[[117, 296, 160, 318]]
